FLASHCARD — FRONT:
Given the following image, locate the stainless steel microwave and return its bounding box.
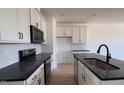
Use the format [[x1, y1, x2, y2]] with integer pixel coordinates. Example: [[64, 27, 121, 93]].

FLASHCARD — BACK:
[[30, 25, 44, 43]]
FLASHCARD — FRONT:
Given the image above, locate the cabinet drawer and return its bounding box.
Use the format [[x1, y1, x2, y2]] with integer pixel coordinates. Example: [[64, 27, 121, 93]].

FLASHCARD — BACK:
[[25, 64, 44, 85], [78, 61, 85, 70], [85, 67, 101, 85]]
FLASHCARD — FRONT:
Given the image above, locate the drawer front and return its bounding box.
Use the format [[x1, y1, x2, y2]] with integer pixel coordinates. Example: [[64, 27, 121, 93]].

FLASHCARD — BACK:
[[26, 64, 44, 85], [85, 67, 101, 85]]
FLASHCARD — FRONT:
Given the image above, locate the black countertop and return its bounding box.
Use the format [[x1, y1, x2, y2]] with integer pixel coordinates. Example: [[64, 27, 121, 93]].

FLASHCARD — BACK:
[[74, 53, 124, 81], [0, 52, 52, 81]]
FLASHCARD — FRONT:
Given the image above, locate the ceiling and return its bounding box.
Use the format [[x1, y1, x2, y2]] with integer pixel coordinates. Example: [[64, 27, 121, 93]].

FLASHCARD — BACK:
[[43, 8, 124, 23]]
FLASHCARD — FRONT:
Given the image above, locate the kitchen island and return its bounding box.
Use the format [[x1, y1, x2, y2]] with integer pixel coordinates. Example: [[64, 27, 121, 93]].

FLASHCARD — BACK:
[[74, 53, 124, 85]]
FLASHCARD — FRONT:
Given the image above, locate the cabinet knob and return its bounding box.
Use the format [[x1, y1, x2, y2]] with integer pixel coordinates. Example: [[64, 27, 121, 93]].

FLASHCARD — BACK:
[[37, 78, 41, 85]]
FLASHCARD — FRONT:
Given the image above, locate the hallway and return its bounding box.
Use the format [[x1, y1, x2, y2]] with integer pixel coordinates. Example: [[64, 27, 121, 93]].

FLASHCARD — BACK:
[[48, 63, 76, 85]]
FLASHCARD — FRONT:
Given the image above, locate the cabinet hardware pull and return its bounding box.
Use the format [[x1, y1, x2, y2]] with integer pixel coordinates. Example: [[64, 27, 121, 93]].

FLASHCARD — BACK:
[[18, 32, 21, 39], [21, 33, 23, 39], [37, 78, 41, 85], [32, 75, 37, 80]]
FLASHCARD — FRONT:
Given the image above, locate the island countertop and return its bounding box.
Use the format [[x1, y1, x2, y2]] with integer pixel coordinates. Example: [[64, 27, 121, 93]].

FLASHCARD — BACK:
[[74, 53, 124, 80]]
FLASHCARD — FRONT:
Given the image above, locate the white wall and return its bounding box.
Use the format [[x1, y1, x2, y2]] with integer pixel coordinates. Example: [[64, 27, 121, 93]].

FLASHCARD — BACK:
[[0, 44, 41, 69], [56, 38, 73, 63], [41, 17, 57, 70], [86, 23, 124, 61]]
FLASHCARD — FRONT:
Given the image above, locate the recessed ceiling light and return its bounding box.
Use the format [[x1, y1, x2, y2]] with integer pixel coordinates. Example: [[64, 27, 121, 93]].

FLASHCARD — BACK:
[[61, 13, 64, 16], [92, 14, 96, 16]]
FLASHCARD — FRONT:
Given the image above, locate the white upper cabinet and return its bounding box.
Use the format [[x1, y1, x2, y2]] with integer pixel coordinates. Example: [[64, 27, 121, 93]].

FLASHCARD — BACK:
[[0, 8, 31, 43], [80, 26, 87, 43], [0, 9, 18, 42], [17, 8, 30, 43], [56, 25, 72, 37], [72, 26, 80, 43], [72, 26, 87, 44], [56, 25, 65, 37], [64, 26, 72, 37], [30, 8, 41, 29]]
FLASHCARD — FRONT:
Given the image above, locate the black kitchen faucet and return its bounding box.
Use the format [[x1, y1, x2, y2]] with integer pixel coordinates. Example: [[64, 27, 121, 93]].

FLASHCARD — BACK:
[[97, 44, 111, 63]]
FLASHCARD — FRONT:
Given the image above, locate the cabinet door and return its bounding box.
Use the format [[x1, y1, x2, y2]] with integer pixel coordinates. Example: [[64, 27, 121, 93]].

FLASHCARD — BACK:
[[72, 26, 80, 44], [40, 65, 44, 85], [30, 8, 41, 29], [78, 61, 85, 85], [17, 8, 30, 43], [80, 26, 87, 44], [56, 26, 65, 37], [84, 73, 95, 85], [65, 26, 72, 37], [74, 57, 78, 83], [0, 9, 18, 41]]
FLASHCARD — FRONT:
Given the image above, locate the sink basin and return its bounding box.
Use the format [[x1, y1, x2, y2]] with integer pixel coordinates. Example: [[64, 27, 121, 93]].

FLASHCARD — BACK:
[[83, 58, 120, 71]]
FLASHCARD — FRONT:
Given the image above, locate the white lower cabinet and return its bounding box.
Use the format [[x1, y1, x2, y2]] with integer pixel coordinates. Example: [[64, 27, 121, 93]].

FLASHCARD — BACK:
[[77, 60, 124, 85], [26, 64, 44, 85], [78, 60, 101, 85], [78, 60, 85, 85], [83, 73, 95, 85]]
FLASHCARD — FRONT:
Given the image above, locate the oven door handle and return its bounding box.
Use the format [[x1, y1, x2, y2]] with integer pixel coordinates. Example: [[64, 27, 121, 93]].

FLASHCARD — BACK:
[[45, 59, 51, 64]]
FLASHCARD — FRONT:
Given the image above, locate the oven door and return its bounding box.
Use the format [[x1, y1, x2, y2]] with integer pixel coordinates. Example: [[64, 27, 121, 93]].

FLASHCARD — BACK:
[[44, 58, 51, 84]]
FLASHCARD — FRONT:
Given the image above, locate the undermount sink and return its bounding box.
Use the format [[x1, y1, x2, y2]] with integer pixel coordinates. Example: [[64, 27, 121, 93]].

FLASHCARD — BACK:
[[83, 58, 120, 71]]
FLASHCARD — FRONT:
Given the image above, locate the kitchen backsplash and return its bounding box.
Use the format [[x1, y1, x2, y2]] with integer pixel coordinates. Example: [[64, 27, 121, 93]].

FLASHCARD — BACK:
[[0, 44, 42, 69]]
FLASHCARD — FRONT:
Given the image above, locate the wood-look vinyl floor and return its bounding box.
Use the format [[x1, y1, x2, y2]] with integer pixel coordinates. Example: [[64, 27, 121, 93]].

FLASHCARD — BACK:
[[48, 63, 76, 85]]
